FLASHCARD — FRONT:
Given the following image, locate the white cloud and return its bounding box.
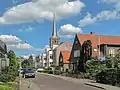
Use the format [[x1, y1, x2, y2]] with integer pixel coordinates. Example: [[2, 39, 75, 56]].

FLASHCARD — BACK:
[[8, 43, 33, 50], [96, 10, 119, 20], [79, 10, 120, 27], [103, 0, 120, 11], [79, 13, 96, 27], [58, 24, 82, 38], [0, 35, 44, 51], [20, 26, 33, 32], [0, 0, 85, 24], [0, 35, 22, 44]]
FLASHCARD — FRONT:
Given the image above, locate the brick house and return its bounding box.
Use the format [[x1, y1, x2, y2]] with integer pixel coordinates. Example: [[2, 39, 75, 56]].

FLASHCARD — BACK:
[[59, 50, 71, 72], [70, 32, 120, 72], [53, 40, 72, 66]]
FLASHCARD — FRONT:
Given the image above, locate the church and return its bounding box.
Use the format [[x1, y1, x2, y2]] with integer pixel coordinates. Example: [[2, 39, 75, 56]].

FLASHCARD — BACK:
[[42, 13, 72, 68], [42, 13, 60, 67]]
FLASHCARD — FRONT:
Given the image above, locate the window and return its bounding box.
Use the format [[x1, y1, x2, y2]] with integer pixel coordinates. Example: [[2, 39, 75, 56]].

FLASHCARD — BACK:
[[74, 50, 80, 57], [94, 48, 97, 52], [50, 55, 53, 59], [109, 48, 115, 57], [50, 62, 53, 65], [75, 40, 78, 44], [44, 58, 47, 60]]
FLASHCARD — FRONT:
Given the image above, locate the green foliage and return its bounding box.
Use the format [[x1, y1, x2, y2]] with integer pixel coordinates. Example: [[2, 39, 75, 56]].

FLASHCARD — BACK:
[[0, 85, 15, 90], [54, 66, 60, 70], [96, 68, 120, 86], [85, 58, 105, 79], [81, 40, 92, 62], [35, 55, 40, 63], [0, 72, 16, 83], [44, 67, 52, 70], [22, 55, 35, 68], [7, 50, 19, 70], [21, 59, 34, 68], [28, 55, 33, 65], [106, 56, 112, 68], [0, 50, 19, 83]]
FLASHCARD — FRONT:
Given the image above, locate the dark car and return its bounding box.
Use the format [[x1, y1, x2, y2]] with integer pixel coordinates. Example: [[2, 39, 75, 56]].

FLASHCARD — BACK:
[[22, 68, 35, 78]]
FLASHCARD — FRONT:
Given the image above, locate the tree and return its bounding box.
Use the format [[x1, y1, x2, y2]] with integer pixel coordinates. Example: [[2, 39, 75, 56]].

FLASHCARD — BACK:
[[81, 40, 92, 62], [85, 57, 105, 79], [28, 55, 33, 65], [35, 55, 40, 63], [0, 50, 19, 82], [114, 49, 120, 68], [21, 59, 30, 68], [7, 50, 18, 72], [106, 55, 112, 68]]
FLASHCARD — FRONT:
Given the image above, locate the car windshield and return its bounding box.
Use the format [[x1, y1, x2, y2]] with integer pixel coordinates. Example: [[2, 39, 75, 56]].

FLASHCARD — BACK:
[[24, 69, 34, 73]]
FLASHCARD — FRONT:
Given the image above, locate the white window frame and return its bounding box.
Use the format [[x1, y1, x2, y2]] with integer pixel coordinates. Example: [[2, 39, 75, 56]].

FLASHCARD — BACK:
[[74, 50, 80, 57], [109, 48, 115, 57]]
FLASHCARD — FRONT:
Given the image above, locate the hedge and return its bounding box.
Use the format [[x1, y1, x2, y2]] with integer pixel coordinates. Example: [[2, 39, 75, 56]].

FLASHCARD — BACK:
[[96, 68, 120, 86], [38, 70, 53, 74]]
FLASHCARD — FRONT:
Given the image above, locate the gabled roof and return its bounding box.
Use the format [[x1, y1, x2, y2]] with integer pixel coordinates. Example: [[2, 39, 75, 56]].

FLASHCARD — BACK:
[[77, 33, 120, 46], [54, 40, 72, 50], [61, 50, 71, 63], [76, 33, 120, 56]]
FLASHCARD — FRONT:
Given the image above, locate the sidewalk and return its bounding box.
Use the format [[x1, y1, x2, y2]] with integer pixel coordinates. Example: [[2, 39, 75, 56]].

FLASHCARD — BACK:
[[20, 78, 40, 90], [40, 73, 120, 90], [19, 74, 40, 90]]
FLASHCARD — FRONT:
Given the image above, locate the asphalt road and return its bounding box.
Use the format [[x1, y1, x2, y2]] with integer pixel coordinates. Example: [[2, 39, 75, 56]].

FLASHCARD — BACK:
[[20, 73, 102, 90], [22, 73, 101, 90]]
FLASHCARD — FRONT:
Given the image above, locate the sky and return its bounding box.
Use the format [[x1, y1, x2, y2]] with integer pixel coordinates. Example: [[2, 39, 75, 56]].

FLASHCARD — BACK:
[[0, 0, 120, 56]]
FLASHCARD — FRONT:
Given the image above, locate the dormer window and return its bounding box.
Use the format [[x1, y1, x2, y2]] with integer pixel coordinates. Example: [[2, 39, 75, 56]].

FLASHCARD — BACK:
[[75, 40, 78, 44]]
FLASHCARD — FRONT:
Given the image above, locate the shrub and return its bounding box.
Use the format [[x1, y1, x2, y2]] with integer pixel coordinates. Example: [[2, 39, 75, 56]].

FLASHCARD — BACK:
[[0, 85, 15, 90], [85, 58, 105, 79], [0, 71, 17, 83], [54, 70, 61, 75], [96, 68, 120, 86]]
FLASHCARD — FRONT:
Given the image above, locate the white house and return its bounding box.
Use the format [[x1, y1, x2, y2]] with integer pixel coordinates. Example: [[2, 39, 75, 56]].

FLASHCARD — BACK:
[[41, 53, 47, 67], [0, 54, 9, 72]]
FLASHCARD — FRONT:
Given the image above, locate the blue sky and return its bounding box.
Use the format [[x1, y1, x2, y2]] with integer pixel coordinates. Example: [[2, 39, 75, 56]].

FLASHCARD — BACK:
[[0, 0, 120, 56]]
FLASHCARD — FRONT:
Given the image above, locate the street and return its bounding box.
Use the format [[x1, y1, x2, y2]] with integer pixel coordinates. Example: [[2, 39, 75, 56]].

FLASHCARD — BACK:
[[20, 73, 102, 90]]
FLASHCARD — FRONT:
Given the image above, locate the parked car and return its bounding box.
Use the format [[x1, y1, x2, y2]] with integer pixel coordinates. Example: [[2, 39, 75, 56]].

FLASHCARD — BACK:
[[36, 68, 44, 72], [22, 68, 35, 78]]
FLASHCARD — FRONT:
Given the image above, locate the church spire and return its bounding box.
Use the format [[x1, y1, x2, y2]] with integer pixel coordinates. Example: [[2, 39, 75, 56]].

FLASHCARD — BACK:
[[50, 12, 60, 49], [52, 12, 57, 37]]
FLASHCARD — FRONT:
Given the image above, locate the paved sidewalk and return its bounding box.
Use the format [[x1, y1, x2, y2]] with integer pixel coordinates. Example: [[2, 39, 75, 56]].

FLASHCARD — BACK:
[[39, 73, 120, 90], [20, 78, 40, 90], [19, 74, 40, 90]]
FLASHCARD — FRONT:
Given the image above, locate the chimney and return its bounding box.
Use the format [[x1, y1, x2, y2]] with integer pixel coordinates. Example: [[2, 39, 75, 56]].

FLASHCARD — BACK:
[[90, 32, 94, 35]]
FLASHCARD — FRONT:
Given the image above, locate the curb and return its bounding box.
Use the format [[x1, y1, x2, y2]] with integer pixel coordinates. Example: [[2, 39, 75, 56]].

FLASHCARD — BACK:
[[84, 82, 106, 90]]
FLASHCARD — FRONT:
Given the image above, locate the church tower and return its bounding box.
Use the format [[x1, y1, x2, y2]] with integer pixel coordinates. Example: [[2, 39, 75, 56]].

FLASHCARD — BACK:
[[50, 13, 60, 49]]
